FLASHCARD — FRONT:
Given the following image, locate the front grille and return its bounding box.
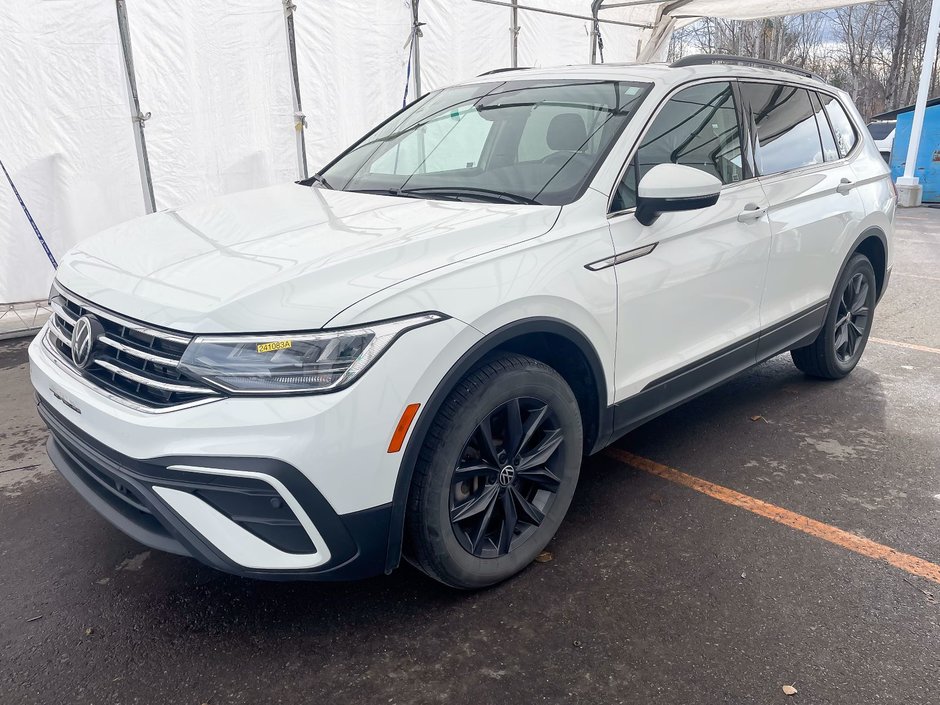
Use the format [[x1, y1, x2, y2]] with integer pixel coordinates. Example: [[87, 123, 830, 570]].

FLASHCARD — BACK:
[[46, 283, 219, 410]]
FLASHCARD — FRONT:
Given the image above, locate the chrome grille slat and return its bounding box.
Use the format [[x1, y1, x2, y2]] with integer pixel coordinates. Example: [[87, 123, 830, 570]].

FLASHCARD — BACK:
[[97, 336, 181, 368], [45, 283, 219, 411], [93, 359, 216, 396]]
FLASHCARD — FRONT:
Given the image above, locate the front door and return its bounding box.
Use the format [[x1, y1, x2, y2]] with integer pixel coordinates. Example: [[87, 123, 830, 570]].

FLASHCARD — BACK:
[[605, 80, 773, 431]]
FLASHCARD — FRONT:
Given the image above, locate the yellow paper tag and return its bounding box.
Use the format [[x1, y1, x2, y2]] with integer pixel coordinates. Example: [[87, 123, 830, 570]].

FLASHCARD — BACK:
[[256, 340, 292, 353]]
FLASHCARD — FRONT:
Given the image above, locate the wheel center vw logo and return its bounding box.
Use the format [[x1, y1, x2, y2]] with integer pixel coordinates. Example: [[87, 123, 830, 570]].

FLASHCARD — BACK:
[[70, 315, 102, 370], [498, 465, 516, 487]]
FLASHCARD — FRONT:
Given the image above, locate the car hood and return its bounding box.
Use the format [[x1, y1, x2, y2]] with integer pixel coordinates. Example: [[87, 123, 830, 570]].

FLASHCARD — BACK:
[[56, 183, 560, 333]]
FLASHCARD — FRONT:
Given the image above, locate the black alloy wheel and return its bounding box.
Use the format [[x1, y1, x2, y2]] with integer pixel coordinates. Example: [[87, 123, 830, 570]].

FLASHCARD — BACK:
[[833, 272, 871, 364], [405, 353, 583, 589], [450, 397, 565, 558]]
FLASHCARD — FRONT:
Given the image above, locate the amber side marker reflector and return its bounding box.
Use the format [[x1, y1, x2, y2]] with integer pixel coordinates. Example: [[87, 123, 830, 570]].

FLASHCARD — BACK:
[[388, 403, 421, 453]]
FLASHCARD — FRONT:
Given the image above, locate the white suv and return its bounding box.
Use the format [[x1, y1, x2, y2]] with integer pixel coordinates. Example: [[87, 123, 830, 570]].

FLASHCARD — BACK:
[[29, 56, 895, 589]]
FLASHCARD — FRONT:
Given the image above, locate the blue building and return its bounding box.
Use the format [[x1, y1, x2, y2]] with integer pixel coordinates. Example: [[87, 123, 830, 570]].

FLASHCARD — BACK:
[[875, 97, 940, 203]]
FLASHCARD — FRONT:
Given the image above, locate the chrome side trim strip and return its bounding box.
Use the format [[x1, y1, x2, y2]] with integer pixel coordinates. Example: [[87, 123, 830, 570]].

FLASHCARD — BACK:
[[585, 242, 657, 271]]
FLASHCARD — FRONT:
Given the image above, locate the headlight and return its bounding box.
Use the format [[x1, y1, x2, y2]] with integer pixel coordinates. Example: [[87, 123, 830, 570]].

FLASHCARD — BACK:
[[178, 313, 446, 394]]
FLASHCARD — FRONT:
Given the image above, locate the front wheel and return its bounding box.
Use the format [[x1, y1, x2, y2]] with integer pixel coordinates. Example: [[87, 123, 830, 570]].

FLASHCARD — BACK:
[[405, 353, 583, 589], [791, 253, 877, 379]]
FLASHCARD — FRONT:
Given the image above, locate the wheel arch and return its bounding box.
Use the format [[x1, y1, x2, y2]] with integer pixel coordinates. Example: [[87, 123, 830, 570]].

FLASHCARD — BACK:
[[832, 227, 888, 305], [384, 317, 610, 573]]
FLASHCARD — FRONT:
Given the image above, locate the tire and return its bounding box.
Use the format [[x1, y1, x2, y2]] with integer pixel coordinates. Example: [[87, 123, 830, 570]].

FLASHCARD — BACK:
[[405, 353, 583, 589], [791, 253, 877, 379]]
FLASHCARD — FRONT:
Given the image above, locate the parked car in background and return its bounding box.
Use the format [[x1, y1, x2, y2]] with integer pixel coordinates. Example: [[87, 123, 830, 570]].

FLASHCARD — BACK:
[[867, 119, 896, 162], [30, 55, 895, 589]]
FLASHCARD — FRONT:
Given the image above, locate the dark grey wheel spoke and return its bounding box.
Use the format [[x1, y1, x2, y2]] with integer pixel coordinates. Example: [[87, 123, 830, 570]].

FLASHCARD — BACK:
[[452, 483, 499, 523], [511, 485, 545, 525], [518, 428, 564, 471], [517, 404, 548, 458], [476, 417, 502, 466], [454, 462, 499, 481], [470, 490, 500, 554], [497, 490, 518, 555], [505, 398, 524, 458], [515, 464, 562, 491]]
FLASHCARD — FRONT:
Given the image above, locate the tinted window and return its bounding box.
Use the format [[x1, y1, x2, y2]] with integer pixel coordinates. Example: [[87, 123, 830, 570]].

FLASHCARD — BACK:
[[867, 121, 895, 140], [811, 93, 839, 161], [819, 93, 858, 158], [741, 83, 823, 175], [612, 82, 743, 212]]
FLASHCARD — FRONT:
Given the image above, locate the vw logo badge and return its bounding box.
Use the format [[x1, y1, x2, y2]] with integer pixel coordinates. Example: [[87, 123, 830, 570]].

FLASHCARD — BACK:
[[71, 315, 102, 370], [498, 465, 516, 487]]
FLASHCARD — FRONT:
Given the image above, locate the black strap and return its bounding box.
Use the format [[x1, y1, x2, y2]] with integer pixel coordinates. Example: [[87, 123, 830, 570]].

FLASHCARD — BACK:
[[0, 158, 58, 269]]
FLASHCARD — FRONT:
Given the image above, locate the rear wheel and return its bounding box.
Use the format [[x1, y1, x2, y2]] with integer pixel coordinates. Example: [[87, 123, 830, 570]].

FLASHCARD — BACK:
[[791, 253, 876, 379], [405, 353, 582, 589]]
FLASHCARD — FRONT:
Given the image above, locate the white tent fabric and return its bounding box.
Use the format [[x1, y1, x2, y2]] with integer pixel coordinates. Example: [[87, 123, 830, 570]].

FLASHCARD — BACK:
[[0, 0, 876, 304]]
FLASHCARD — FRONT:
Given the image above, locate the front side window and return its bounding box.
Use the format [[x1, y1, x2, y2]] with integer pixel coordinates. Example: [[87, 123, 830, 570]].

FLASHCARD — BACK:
[[741, 83, 823, 176], [321, 79, 650, 206], [612, 81, 743, 213], [818, 93, 858, 158]]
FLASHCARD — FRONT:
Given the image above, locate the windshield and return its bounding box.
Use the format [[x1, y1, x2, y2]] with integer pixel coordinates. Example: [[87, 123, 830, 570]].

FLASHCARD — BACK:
[[318, 79, 650, 206]]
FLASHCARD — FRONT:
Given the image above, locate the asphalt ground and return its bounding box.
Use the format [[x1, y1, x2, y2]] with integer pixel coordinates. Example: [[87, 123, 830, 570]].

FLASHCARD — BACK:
[[1, 209, 938, 704]]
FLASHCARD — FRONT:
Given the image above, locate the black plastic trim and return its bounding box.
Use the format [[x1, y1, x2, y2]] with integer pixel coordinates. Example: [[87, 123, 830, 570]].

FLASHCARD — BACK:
[[607, 299, 828, 442], [38, 399, 391, 581]]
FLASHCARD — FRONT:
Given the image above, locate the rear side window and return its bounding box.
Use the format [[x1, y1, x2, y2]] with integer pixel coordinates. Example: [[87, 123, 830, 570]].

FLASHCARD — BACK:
[[740, 83, 823, 176], [611, 81, 743, 212], [818, 93, 858, 158]]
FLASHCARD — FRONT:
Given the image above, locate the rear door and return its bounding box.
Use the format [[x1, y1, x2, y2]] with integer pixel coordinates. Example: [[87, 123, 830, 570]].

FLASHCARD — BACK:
[[606, 80, 773, 423], [738, 82, 866, 356]]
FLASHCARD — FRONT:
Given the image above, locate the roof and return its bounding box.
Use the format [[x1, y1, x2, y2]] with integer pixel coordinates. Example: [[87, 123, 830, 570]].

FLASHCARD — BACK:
[[871, 97, 940, 121]]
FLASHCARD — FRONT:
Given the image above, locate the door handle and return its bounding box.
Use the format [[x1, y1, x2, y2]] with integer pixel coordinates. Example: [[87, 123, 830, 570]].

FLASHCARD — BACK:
[[737, 204, 766, 222], [836, 177, 854, 195]]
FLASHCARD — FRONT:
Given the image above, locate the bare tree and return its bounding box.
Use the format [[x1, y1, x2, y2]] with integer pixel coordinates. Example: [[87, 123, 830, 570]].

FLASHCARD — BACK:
[[668, 0, 938, 121]]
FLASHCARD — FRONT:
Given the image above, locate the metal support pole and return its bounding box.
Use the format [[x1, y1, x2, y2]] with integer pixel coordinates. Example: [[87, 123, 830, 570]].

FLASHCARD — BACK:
[[115, 0, 156, 214], [510, 0, 519, 68], [898, 0, 940, 207], [590, 0, 602, 64], [282, 0, 308, 180], [411, 0, 422, 97]]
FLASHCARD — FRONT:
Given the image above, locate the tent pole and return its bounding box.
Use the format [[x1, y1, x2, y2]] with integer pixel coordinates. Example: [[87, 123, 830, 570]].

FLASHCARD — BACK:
[[897, 0, 940, 206], [115, 0, 155, 214], [590, 0, 603, 64], [411, 0, 422, 96], [282, 0, 308, 180], [510, 0, 519, 68]]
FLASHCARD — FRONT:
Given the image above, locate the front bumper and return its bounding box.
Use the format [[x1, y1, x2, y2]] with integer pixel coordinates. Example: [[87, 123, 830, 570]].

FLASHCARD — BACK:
[[39, 397, 390, 580], [29, 315, 478, 580]]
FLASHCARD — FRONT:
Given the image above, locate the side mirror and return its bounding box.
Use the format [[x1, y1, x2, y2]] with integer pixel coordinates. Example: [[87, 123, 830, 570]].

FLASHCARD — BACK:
[[635, 163, 722, 226]]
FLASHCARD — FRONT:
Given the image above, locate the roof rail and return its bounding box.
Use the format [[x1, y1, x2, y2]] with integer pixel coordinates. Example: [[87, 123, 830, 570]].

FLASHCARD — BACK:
[[670, 54, 823, 83], [477, 66, 532, 76]]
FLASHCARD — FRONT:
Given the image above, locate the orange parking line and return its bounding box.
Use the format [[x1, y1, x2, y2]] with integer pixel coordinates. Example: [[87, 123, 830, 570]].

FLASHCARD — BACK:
[[606, 448, 940, 586], [869, 337, 940, 356]]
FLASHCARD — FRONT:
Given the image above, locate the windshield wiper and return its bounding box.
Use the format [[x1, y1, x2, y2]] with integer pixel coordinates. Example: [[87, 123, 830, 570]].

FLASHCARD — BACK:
[[298, 172, 333, 189], [398, 187, 542, 205]]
